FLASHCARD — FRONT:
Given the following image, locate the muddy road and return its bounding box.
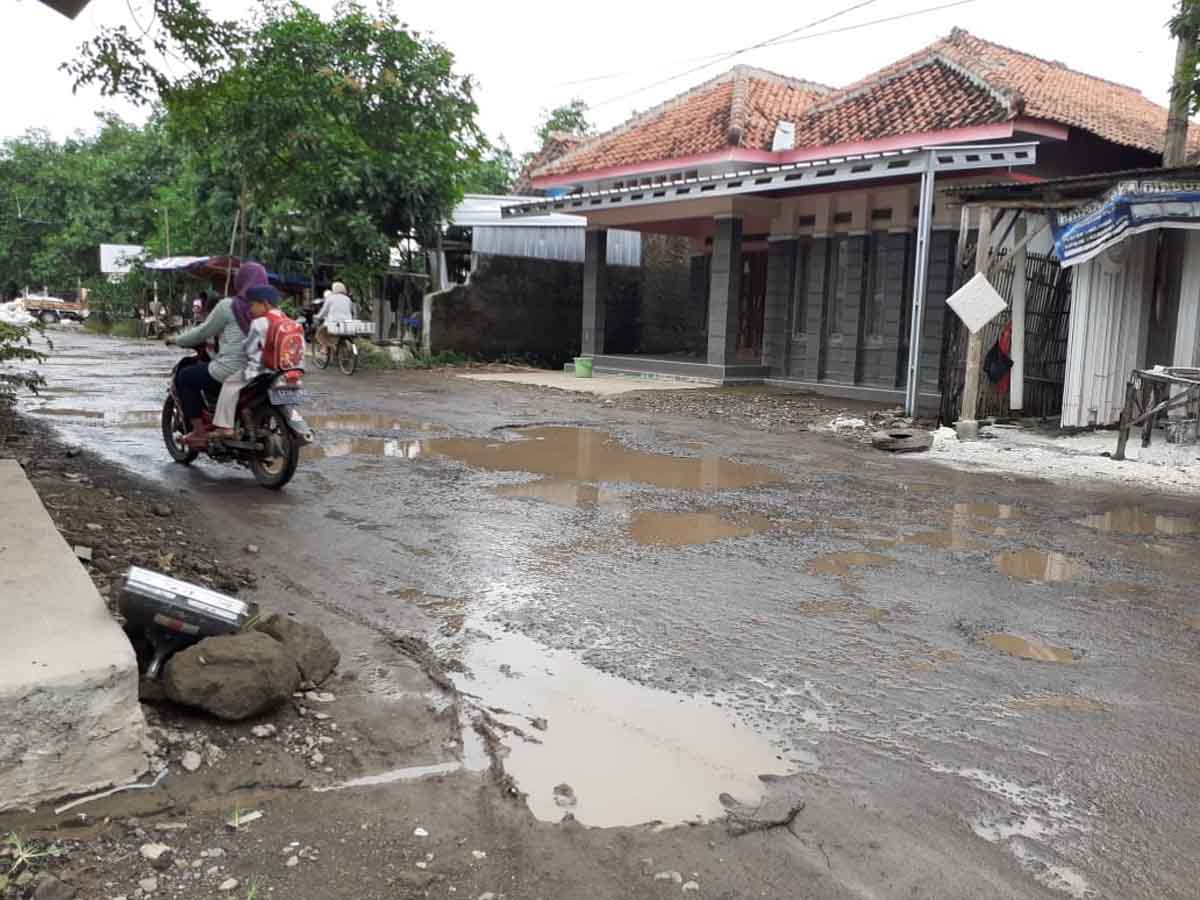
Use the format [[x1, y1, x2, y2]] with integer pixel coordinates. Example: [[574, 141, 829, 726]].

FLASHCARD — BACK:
[[21, 329, 1200, 899]]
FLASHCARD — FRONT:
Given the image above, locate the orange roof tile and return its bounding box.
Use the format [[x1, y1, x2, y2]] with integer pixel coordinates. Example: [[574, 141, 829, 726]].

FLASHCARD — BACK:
[[536, 67, 830, 178], [536, 28, 1186, 183]]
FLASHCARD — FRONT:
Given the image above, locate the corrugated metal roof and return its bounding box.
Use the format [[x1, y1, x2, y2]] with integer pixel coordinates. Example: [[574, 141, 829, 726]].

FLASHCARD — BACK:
[[452, 194, 589, 228], [472, 226, 641, 267], [943, 166, 1200, 203]]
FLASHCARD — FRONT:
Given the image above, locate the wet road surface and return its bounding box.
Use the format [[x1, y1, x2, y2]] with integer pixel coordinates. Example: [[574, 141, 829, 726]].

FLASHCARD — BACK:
[[22, 329, 1200, 899]]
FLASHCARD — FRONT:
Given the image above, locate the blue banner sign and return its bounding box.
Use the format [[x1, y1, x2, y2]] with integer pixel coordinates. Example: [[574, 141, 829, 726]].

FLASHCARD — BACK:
[[1051, 180, 1200, 267]]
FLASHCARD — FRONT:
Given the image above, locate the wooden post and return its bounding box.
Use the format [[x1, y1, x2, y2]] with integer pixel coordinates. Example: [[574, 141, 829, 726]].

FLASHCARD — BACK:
[[1010, 215, 1027, 413], [957, 206, 993, 440], [1113, 376, 1138, 460]]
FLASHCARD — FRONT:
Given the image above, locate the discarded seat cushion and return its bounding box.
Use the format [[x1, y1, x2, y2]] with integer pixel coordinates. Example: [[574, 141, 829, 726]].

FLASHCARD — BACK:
[[255, 612, 340, 685], [163, 632, 300, 721]]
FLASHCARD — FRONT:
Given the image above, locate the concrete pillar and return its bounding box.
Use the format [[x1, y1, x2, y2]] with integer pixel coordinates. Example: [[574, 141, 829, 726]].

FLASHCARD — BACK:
[[582, 230, 608, 356], [707, 217, 743, 366], [762, 239, 796, 373]]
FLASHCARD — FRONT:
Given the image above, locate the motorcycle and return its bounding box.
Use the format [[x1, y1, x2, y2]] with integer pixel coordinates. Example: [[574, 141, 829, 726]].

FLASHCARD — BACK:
[[161, 346, 313, 489]]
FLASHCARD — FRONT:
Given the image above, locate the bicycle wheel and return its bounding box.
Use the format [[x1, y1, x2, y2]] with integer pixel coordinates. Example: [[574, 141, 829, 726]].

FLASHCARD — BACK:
[[313, 339, 331, 369], [337, 338, 357, 375]]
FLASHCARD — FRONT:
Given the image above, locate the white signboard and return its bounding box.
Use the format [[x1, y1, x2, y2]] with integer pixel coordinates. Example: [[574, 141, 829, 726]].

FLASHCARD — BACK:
[[946, 272, 1007, 334], [99, 243, 145, 274]]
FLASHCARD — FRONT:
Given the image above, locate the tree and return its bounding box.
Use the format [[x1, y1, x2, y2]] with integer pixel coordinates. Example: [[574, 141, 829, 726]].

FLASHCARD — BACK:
[[462, 136, 518, 195], [68, 1, 486, 296], [1170, 2, 1200, 114], [536, 99, 593, 146]]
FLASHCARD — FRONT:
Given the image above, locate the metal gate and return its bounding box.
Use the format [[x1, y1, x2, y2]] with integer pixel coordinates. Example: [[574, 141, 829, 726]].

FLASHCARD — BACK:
[[939, 252, 1073, 424]]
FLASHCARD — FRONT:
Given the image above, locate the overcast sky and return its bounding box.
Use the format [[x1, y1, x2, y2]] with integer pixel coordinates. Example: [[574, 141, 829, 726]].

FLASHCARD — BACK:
[[3, 0, 1185, 155]]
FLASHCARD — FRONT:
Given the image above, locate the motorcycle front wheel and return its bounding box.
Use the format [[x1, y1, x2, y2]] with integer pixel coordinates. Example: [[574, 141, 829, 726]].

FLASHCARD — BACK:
[[250, 407, 300, 489], [161, 397, 198, 464]]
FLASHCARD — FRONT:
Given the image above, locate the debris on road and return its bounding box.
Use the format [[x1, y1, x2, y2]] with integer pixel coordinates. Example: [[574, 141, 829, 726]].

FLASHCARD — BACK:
[[180, 750, 202, 772], [164, 633, 301, 721], [870, 428, 933, 453], [256, 612, 340, 684]]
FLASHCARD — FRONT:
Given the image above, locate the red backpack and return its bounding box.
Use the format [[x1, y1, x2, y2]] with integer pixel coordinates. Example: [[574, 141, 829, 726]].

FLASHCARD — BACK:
[[261, 308, 306, 372]]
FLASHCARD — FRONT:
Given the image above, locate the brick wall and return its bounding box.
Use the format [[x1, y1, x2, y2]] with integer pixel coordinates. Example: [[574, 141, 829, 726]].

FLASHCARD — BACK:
[[638, 235, 705, 355], [427, 255, 637, 366]]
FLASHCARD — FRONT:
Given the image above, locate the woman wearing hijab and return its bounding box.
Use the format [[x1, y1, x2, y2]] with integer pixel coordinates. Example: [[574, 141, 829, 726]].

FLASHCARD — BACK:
[[169, 262, 270, 448]]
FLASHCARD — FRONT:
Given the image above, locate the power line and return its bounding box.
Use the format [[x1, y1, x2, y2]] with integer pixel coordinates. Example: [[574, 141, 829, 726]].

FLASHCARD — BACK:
[[591, 0, 881, 109], [585, 0, 979, 110]]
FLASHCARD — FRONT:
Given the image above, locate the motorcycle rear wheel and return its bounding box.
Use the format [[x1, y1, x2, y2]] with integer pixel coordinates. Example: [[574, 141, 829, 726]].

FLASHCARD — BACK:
[[161, 397, 198, 464], [250, 407, 299, 490]]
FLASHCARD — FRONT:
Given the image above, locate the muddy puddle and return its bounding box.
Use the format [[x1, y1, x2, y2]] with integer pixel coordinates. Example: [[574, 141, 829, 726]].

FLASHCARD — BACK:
[[455, 626, 786, 827], [27, 406, 161, 427], [304, 426, 782, 491], [985, 634, 1074, 663], [303, 438, 425, 461], [993, 550, 1082, 583], [306, 413, 447, 432], [806, 550, 893, 578], [629, 510, 773, 546], [1078, 506, 1198, 536]]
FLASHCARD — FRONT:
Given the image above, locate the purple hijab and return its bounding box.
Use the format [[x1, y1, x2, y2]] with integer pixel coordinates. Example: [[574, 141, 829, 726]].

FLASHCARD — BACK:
[[231, 262, 269, 334]]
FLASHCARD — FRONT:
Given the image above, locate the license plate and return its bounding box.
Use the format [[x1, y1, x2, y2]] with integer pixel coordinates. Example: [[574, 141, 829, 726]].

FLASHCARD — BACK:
[[270, 388, 310, 405]]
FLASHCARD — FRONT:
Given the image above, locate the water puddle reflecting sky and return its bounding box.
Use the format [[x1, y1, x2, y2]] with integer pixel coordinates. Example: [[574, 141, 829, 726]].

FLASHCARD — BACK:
[[455, 626, 786, 827], [303, 426, 783, 491], [1078, 507, 1198, 536], [994, 550, 1082, 583]]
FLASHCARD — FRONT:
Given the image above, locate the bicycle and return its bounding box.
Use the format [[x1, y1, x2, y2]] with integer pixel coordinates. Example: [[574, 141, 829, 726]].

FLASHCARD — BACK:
[[312, 332, 358, 375]]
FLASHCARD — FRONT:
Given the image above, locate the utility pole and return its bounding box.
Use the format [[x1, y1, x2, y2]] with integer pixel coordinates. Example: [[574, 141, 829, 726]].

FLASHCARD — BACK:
[[956, 206, 993, 441], [1166, 0, 1197, 167]]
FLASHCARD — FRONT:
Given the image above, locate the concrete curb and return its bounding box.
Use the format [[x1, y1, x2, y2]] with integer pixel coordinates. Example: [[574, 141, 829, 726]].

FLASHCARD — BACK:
[[0, 459, 147, 811]]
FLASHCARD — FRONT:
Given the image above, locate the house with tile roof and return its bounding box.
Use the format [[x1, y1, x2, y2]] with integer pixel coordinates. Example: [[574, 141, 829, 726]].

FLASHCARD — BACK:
[[507, 28, 1187, 413]]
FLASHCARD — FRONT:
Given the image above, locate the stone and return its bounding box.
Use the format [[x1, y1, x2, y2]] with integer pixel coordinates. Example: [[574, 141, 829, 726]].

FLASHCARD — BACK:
[[85, 523, 103, 532], [654, 871, 683, 884], [285, 856, 299, 868], [138, 877, 158, 894], [305, 691, 336, 703], [163, 633, 300, 721], [73, 545, 93, 562], [218, 878, 239, 892], [244, 544, 260, 555], [682, 882, 700, 893], [33, 874, 77, 900], [140, 843, 174, 870], [151, 504, 172, 518], [255, 613, 340, 685], [413, 827, 429, 837], [472, 850, 487, 861], [251, 724, 277, 739], [310, 751, 325, 766], [180, 751, 202, 773]]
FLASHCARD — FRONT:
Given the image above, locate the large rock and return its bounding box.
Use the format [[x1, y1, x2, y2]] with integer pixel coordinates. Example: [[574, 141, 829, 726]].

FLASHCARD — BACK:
[[163, 633, 299, 721], [255, 613, 340, 685]]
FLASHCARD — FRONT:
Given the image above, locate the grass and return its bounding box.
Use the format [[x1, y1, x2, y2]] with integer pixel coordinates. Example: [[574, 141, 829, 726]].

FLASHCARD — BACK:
[[400, 349, 470, 370], [82, 318, 143, 338], [353, 339, 398, 370], [5, 832, 62, 876], [110, 320, 142, 339]]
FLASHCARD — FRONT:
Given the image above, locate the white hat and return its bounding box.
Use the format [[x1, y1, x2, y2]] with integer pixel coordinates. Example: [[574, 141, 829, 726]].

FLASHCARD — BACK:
[[331, 281, 348, 295]]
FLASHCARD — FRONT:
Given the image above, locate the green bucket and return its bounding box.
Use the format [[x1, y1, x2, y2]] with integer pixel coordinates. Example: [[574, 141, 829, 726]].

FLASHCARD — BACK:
[[574, 357, 594, 378]]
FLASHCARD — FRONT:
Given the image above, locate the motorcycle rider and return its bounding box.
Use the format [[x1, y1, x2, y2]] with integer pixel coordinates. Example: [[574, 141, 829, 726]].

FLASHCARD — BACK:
[[209, 283, 282, 441], [168, 262, 270, 448]]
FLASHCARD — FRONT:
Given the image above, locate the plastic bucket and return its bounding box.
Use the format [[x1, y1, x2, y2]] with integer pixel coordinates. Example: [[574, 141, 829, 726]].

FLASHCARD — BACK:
[[574, 357, 594, 378]]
